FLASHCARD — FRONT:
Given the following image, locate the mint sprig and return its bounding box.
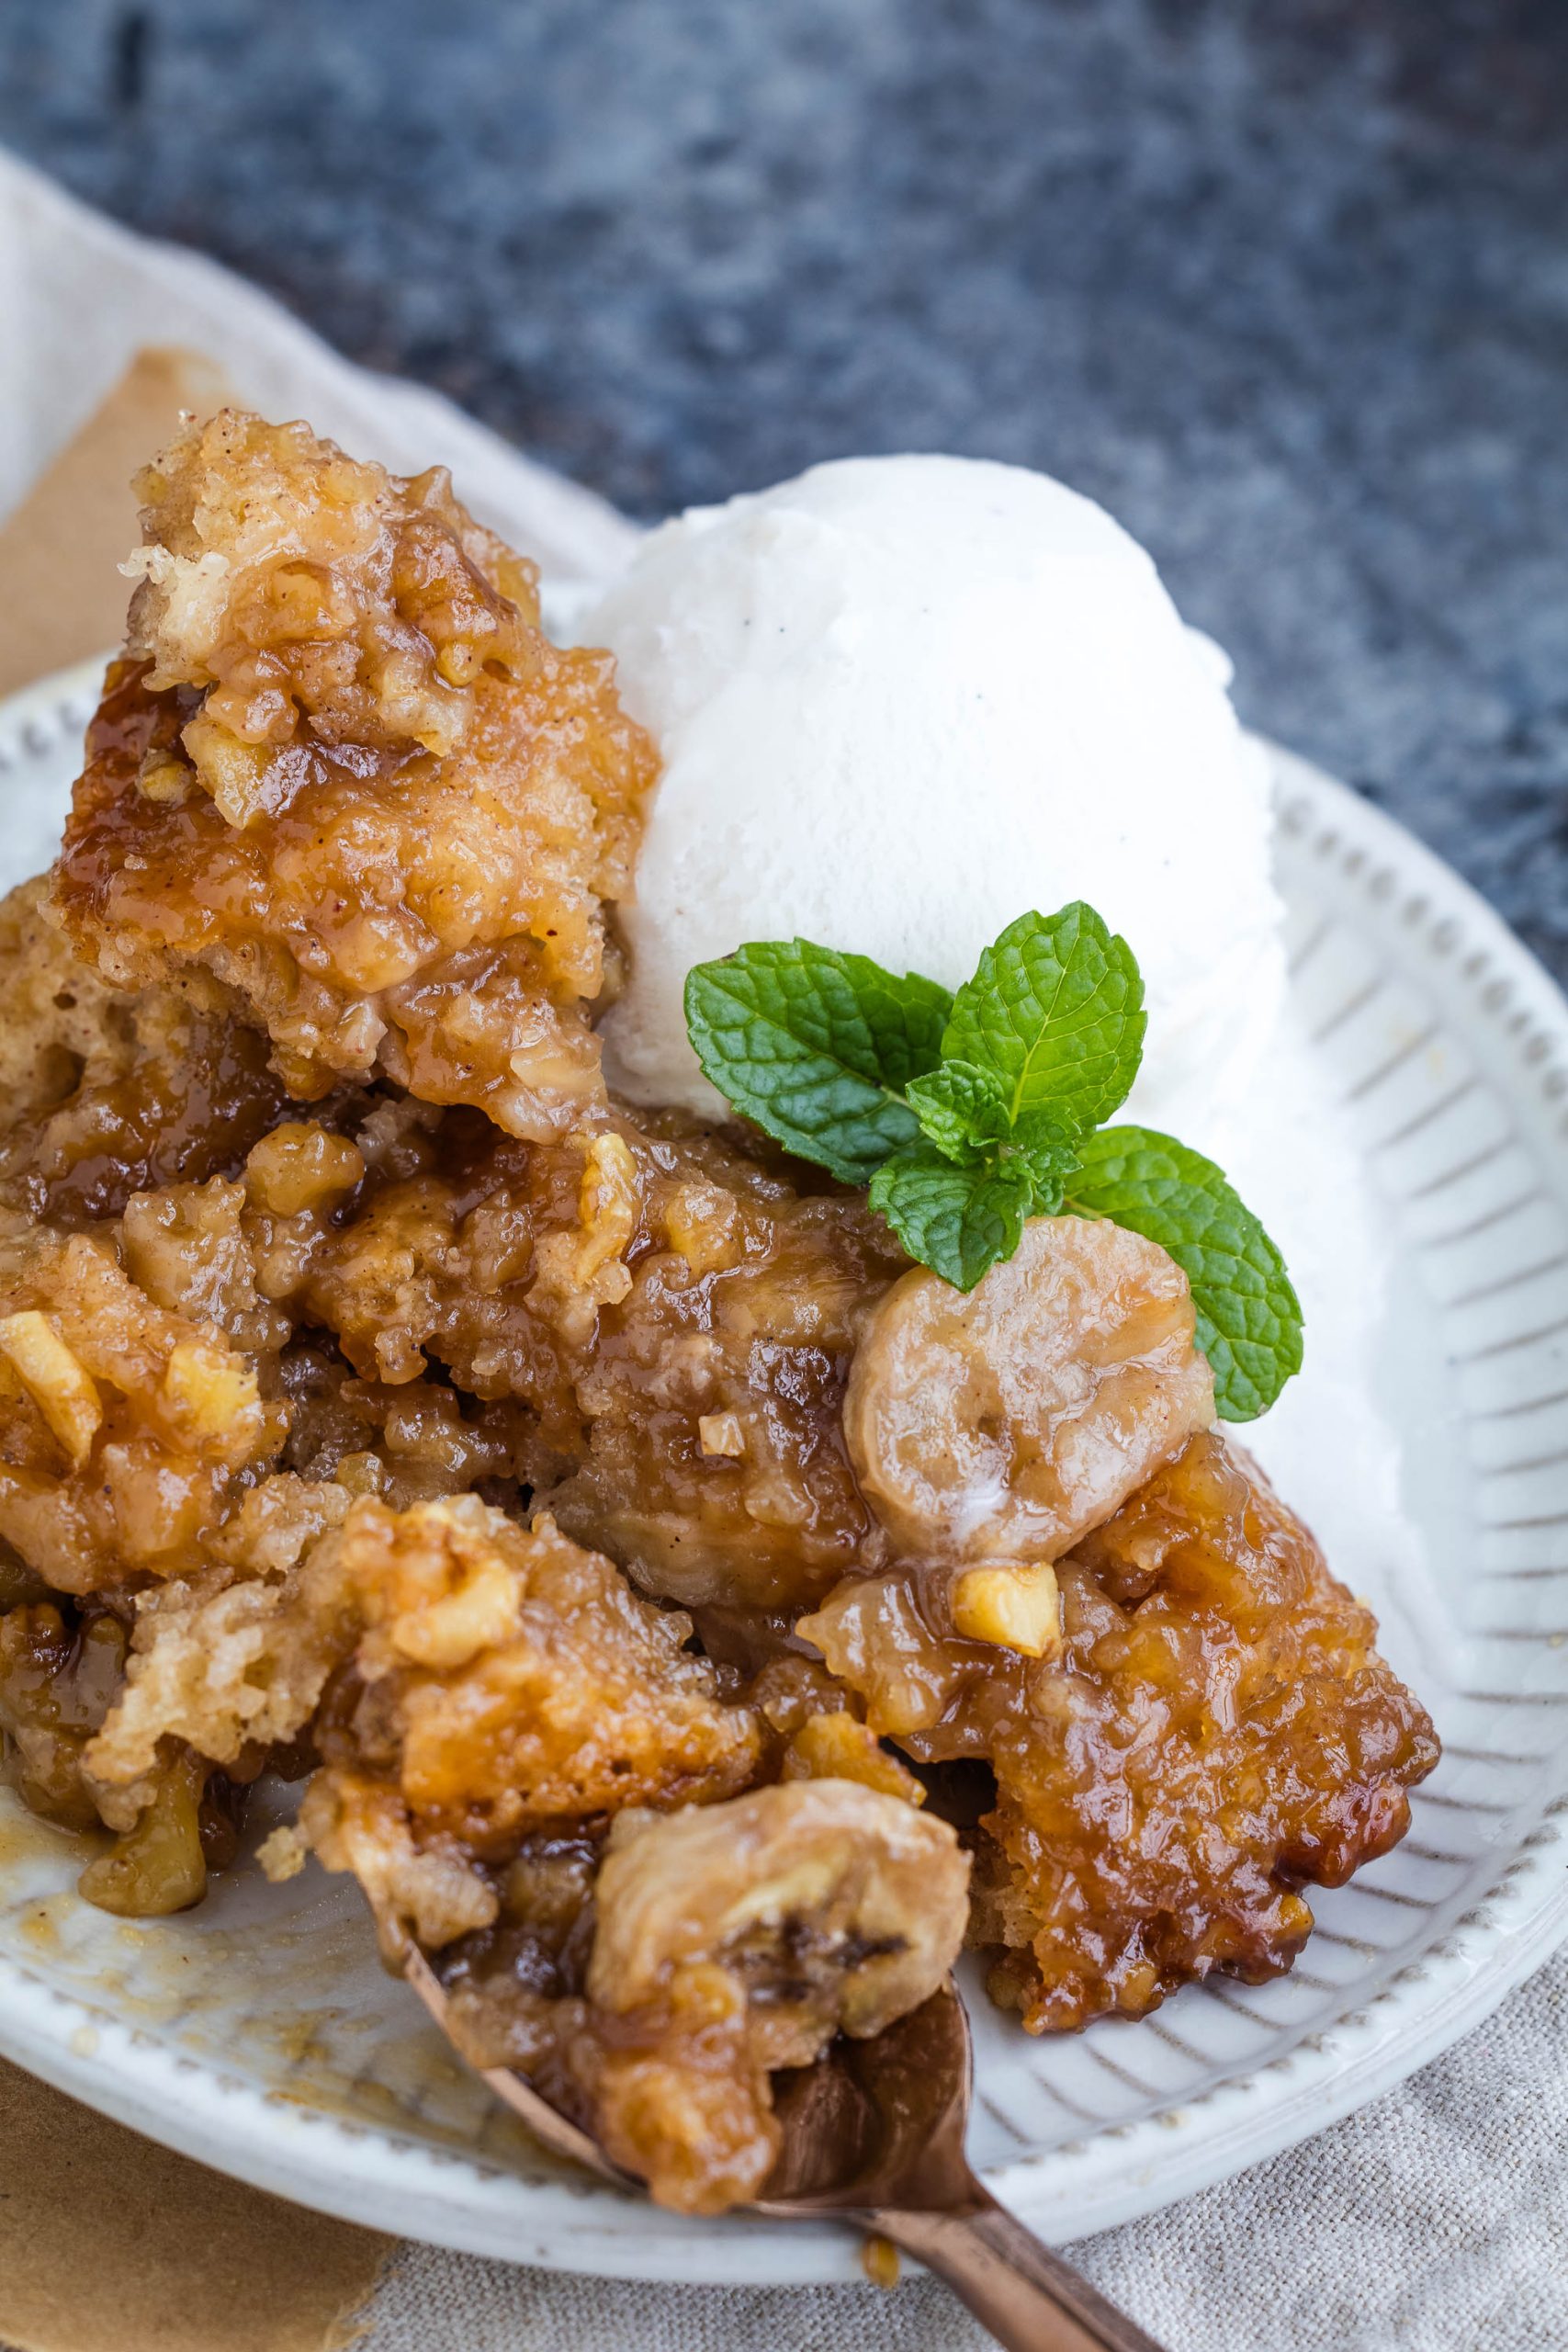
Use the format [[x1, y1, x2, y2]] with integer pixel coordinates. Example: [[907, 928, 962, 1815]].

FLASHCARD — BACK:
[[684, 902, 1302, 1420]]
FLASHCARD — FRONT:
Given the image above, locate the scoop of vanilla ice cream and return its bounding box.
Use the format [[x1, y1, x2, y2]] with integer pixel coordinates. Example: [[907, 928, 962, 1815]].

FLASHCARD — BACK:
[[581, 455, 1282, 1147]]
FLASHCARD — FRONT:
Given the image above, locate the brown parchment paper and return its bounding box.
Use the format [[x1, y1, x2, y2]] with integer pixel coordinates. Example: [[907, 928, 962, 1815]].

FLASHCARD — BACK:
[[0, 345, 231, 696], [0, 352, 394, 2352], [0, 2056, 389, 2352]]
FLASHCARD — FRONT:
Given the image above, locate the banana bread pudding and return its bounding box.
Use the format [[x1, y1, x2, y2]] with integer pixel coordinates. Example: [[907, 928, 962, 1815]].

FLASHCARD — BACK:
[[0, 412, 1437, 2212]]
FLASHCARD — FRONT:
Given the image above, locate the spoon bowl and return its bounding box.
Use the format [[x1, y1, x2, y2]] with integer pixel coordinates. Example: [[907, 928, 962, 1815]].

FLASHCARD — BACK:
[[404, 1950, 1167, 2350]]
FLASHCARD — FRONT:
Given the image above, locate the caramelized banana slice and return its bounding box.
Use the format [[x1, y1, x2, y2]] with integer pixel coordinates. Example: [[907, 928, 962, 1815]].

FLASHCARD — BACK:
[[588, 1778, 968, 2062], [844, 1215, 1214, 1562], [576, 1780, 968, 2211]]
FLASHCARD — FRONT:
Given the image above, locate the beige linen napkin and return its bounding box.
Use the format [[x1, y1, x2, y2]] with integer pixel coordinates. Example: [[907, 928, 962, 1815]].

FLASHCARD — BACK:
[[0, 2057, 384, 2352], [355, 1944, 1568, 2352], [0, 146, 1563, 2352]]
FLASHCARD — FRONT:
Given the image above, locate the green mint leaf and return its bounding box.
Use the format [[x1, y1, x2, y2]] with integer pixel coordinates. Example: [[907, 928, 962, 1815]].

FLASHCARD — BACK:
[[684, 940, 952, 1185], [1011, 1125, 1081, 1217], [906, 1060, 1012, 1161], [870, 1144, 1032, 1292], [1010, 1104, 1087, 1166], [942, 904, 1146, 1134], [1066, 1125, 1303, 1420]]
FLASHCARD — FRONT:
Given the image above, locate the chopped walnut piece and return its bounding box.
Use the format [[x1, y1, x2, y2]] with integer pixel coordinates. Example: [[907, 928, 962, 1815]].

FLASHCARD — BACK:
[[162, 1338, 262, 1444], [576, 1133, 641, 1274], [256, 1822, 307, 1881], [244, 1123, 365, 1216], [779, 1707, 924, 1805], [120, 1175, 290, 1354], [0, 1228, 284, 1593], [0, 1311, 103, 1467], [77, 1745, 210, 1917], [949, 1560, 1062, 1658], [524, 1128, 640, 1346]]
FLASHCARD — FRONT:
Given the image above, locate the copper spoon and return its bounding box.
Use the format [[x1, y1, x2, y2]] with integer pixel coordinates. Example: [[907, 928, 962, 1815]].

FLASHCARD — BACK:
[[405, 1952, 1168, 2351]]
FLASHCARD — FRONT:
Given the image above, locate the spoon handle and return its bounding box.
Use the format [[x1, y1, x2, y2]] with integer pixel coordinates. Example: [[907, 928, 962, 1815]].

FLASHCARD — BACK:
[[868, 2188, 1169, 2352]]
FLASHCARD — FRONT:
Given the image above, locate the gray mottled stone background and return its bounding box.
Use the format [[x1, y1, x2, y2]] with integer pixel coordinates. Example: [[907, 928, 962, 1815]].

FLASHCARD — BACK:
[[1, 0, 1565, 971]]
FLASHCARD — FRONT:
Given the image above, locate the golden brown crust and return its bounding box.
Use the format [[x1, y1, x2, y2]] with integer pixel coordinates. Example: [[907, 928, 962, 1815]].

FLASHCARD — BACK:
[[53, 413, 656, 1131], [0, 1222, 284, 1595], [309, 1496, 761, 1867]]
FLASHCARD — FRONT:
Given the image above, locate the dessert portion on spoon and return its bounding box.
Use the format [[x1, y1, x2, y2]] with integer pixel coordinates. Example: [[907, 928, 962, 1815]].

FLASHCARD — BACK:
[[0, 413, 1436, 2245]]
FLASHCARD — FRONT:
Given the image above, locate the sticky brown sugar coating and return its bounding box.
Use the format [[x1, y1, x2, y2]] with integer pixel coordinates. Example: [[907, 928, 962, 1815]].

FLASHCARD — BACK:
[[0, 1220, 285, 1597], [0, 961, 1438, 2055], [0, 877, 291, 1228], [276, 1105, 906, 1613], [53, 413, 656, 1134], [801, 1430, 1438, 2030], [308, 1496, 761, 1871], [0, 896, 1438, 2068], [0, 408, 1446, 2219]]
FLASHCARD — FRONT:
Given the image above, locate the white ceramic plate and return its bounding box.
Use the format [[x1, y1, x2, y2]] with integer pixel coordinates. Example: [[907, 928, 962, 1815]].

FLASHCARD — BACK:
[[1, 660, 1565, 2282]]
